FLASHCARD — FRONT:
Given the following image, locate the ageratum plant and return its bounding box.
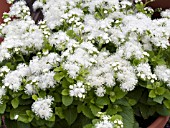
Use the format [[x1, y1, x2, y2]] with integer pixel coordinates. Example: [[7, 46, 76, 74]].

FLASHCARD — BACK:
[[0, 0, 170, 127]]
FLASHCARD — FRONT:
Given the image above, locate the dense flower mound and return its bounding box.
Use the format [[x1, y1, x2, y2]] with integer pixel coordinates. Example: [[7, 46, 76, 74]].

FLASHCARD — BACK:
[[1, 0, 170, 127]]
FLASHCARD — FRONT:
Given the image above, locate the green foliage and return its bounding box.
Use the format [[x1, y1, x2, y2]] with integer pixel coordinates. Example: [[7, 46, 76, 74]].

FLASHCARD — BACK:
[[11, 97, 19, 109]]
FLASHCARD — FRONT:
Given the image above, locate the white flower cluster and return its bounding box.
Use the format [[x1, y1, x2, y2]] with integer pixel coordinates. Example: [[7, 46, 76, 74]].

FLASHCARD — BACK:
[[62, 41, 98, 78], [49, 31, 69, 50], [2, 53, 60, 94], [9, 0, 30, 18], [42, 0, 80, 29], [69, 81, 86, 98], [161, 9, 170, 18], [154, 65, 170, 86], [0, 66, 10, 77], [33, 1, 44, 11], [95, 114, 123, 128], [3, 63, 30, 92], [31, 96, 54, 120], [0, 19, 43, 62], [95, 115, 114, 128], [87, 52, 137, 95], [136, 63, 157, 83]]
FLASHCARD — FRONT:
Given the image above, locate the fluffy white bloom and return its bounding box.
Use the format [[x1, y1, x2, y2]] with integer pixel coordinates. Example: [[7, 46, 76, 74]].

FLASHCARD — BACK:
[[95, 115, 114, 128], [117, 39, 145, 59], [161, 9, 170, 18], [0, 19, 44, 62], [3, 70, 23, 92], [31, 96, 54, 120], [33, 1, 44, 11], [154, 65, 170, 86], [86, 52, 115, 89], [24, 84, 37, 95], [69, 81, 86, 98], [37, 72, 56, 90], [0, 87, 6, 99], [95, 87, 106, 97], [95, 120, 113, 128], [62, 42, 97, 78], [29, 53, 60, 75], [49, 31, 70, 50], [0, 66, 10, 73], [9, 0, 30, 18], [136, 63, 157, 82], [3, 64, 30, 92]]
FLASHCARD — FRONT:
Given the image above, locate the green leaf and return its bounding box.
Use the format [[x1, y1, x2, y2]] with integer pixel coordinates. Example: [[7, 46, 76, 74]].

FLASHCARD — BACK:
[[90, 104, 100, 116], [54, 72, 65, 82], [0, 103, 6, 114], [55, 107, 64, 119], [10, 106, 32, 123], [82, 105, 94, 119], [66, 30, 76, 38], [54, 67, 62, 72], [17, 122, 31, 128], [11, 97, 19, 109], [66, 77, 74, 83], [114, 86, 127, 99], [149, 90, 156, 98], [110, 96, 116, 103], [83, 124, 94, 128], [153, 95, 164, 104], [139, 104, 150, 119], [128, 99, 137, 106], [119, 106, 134, 128], [164, 90, 170, 100], [21, 94, 31, 99], [10, 106, 30, 120], [32, 95, 38, 100], [49, 114, 55, 121], [63, 107, 77, 125], [163, 100, 170, 109], [156, 105, 170, 116], [61, 89, 69, 95], [62, 95, 73, 106], [53, 93, 61, 102], [106, 105, 122, 115], [96, 96, 110, 106], [61, 78, 70, 88], [39, 91, 46, 98], [146, 84, 153, 89], [155, 87, 165, 95]]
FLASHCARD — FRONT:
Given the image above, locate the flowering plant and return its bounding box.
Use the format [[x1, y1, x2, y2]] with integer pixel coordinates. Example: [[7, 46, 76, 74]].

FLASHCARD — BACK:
[[0, 0, 170, 127]]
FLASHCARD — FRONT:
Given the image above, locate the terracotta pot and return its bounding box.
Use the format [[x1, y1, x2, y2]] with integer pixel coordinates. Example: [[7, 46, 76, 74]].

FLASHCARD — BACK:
[[0, 0, 11, 43], [148, 116, 169, 128], [143, 0, 170, 9], [0, 0, 11, 23]]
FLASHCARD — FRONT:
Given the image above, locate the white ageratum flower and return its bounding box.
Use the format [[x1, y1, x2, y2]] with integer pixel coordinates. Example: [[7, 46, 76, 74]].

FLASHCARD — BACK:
[[9, 0, 30, 18], [29, 53, 60, 75], [31, 96, 54, 120], [95, 87, 106, 97], [69, 81, 86, 98], [0, 19, 44, 62], [136, 63, 157, 82], [154, 65, 170, 86], [49, 31, 70, 50], [161, 9, 170, 18], [3, 64, 30, 92], [24, 84, 37, 95], [0, 66, 10, 73], [95, 115, 114, 128], [37, 71, 56, 90], [33, 1, 44, 11], [62, 42, 97, 78]]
